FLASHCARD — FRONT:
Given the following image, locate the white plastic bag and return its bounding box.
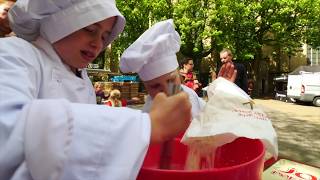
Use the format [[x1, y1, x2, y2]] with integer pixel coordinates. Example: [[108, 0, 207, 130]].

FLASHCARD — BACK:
[[181, 77, 278, 165]]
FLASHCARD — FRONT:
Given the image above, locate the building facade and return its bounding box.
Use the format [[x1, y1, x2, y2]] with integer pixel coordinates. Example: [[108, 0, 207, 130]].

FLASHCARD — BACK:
[[306, 45, 320, 65]]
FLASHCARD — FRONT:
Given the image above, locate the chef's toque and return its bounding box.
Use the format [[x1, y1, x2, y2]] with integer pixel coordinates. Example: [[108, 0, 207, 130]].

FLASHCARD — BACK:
[[8, 0, 125, 47], [120, 19, 180, 81]]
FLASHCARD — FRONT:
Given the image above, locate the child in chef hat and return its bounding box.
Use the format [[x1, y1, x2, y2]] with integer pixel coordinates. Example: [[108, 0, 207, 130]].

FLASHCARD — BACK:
[[120, 19, 205, 117], [120, 19, 237, 117], [0, 1, 192, 179]]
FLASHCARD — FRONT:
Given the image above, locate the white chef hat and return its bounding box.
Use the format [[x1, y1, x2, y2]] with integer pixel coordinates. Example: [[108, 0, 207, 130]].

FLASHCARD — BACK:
[[8, 0, 125, 47], [120, 19, 180, 81]]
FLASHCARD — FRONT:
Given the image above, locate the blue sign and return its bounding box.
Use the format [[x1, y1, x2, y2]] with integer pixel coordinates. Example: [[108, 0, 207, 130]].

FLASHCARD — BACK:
[[111, 75, 137, 82]]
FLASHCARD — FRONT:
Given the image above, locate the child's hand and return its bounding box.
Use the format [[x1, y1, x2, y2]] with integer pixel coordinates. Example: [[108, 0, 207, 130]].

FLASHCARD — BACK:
[[149, 92, 191, 144]]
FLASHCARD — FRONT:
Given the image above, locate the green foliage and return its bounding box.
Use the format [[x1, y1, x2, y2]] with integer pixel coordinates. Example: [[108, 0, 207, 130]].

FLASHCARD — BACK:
[[108, 0, 320, 74], [304, 0, 320, 47]]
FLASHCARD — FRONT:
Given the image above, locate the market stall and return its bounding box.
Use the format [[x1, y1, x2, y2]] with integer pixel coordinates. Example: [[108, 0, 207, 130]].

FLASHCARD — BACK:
[[87, 68, 146, 104]]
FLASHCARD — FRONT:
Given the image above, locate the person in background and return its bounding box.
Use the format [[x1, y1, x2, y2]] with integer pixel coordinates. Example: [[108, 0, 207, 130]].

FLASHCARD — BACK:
[[0, 0, 192, 179], [120, 19, 237, 118], [0, 0, 15, 37], [220, 48, 248, 93], [105, 89, 127, 107], [179, 57, 202, 93], [248, 79, 254, 97], [94, 82, 108, 104]]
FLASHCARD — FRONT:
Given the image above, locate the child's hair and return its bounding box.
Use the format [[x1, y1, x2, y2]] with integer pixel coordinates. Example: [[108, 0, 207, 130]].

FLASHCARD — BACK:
[[94, 82, 104, 89], [181, 57, 193, 66], [220, 48, 233, 57], [0, 0, 16, 3], [109, 89, 121, 100]]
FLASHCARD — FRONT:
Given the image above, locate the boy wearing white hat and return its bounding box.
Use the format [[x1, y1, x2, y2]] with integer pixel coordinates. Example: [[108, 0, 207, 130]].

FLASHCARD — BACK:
[[120, 19, 237, 117], [0, 0, 15, 37], [0, 1, 191, 180]]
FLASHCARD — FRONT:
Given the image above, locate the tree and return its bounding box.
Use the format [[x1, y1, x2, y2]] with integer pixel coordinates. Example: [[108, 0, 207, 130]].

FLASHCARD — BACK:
[[173, 0, 222, 71], [106, 0, 150, 72], [305, 0, 320, 48], [200, 0, 320, 95], [109, 0, 320, 82], [110, 0, 174, 72]]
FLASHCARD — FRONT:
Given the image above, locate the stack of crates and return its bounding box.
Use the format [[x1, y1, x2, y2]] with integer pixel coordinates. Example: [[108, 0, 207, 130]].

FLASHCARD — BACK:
[[130, 82, 139, 99], [119, 82, 131, 99], [99, 82, 140, 101], [102, 82, 113, 95]]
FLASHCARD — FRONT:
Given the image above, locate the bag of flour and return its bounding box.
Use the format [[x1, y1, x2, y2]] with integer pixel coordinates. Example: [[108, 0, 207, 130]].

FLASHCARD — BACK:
[[181, 77, 278, 170]]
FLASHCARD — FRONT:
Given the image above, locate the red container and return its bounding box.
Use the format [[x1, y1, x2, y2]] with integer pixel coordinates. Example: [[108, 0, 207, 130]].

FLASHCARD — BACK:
[[137, 137, 265, 180]]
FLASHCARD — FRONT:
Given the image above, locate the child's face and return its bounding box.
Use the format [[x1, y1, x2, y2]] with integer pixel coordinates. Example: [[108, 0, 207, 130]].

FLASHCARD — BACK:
[[0, 1, 15, 34], [95, 84, 103, 91], [184, 59, 194, 72], [53, 17, 116, 72], [143, 70, 181, 98]]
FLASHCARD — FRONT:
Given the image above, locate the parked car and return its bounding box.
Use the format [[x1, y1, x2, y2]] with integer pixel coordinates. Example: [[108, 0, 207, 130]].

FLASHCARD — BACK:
[[287, 65, 320, 107], [274, 75, 289, 102]]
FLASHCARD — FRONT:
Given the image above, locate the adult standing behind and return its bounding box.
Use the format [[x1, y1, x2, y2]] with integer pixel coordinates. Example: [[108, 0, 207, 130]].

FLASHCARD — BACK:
[[0, 0, 15, 37], [0, 0, 191, 179], [220, 48, 248, 93], [94, 82, 108, 104], [179, 57, 202, 93]]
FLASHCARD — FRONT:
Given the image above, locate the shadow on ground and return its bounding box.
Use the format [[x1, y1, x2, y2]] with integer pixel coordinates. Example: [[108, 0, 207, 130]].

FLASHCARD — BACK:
[[264, 108, 320, 167]]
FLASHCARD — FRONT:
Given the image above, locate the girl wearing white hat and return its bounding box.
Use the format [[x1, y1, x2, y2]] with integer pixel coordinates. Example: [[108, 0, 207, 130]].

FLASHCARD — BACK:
[[0, 0, 192, 179], [120, 19, 237, 118]]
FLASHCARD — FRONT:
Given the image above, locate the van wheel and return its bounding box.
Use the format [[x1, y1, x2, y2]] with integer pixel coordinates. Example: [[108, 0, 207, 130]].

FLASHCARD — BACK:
[[313, 97, 320, 107]]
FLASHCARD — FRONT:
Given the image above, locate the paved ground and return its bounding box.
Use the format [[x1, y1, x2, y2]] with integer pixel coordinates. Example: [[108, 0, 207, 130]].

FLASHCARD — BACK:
[[253, 99, 320, 167]]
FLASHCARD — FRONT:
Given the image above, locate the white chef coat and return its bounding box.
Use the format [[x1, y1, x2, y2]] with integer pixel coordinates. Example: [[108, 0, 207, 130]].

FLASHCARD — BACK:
[[0, 36, 150, 180], [143, 84, 205, 117]]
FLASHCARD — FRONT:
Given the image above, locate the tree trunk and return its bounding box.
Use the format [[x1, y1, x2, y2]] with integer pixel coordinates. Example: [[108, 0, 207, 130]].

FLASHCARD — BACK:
[[253, 48, 263, 97], [110, 44, 119, 73], [193, 57, 201, 73]]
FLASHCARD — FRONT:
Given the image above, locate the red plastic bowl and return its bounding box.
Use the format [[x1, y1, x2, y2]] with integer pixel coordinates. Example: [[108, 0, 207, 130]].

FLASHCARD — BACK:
[[137, 137, 265, 180]]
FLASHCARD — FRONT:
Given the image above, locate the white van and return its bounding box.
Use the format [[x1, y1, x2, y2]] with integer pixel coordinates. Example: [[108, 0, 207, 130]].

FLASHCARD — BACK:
[[287, 66, 320, 107]]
